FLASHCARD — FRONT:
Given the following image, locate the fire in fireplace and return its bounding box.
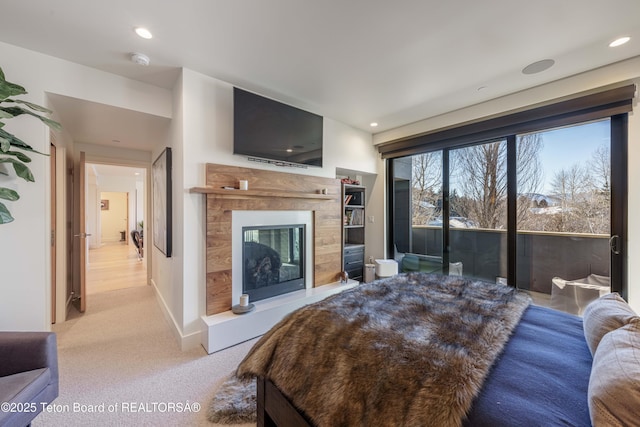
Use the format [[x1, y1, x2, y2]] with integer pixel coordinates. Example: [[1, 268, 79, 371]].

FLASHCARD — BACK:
[[242, 224, 306, 302]]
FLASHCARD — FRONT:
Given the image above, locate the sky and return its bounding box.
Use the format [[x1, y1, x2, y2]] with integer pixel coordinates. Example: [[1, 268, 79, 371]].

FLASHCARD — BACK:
[[532, 119, 610, 193]]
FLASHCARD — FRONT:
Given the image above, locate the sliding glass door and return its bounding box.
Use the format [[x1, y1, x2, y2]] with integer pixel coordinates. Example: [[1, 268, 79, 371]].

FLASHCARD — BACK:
[[516, 120, 612, 314], [389, 116, 625, 315], [391, 152, 444, 274], [448, 140, 508, 281]]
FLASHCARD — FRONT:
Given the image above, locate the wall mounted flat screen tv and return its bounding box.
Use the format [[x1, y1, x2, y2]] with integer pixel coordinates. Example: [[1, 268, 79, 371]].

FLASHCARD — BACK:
[[233, 87, 323, 167]]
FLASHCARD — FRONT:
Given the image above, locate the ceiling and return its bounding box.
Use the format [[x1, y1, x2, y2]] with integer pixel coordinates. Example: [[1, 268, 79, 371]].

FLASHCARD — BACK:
[[1, 0, 639, 155], [87, 163, 145, 183]]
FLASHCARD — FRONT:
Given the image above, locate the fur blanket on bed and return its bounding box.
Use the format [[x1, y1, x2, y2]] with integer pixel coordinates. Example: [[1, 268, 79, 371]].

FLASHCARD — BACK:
[[237, 273, 531, 427]]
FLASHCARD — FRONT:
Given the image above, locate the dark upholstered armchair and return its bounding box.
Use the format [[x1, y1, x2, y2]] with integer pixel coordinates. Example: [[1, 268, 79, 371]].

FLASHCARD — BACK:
[[0, 332, 59, 427]]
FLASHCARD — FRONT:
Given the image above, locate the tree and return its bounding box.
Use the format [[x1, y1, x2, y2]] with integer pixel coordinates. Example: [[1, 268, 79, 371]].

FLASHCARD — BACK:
[[547, 164, 590, 232], [450, 134, 543, 229], [589, 143, 610, 199], [411, 151, 441, 225], [543, 154, 609, 235]]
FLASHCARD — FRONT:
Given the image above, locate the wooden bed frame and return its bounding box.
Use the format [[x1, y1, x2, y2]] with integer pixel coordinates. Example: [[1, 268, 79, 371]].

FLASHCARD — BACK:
[[257, 377, 313, 427]]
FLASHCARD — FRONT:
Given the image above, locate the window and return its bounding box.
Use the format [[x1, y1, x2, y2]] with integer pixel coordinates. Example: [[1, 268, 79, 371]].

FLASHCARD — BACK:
[[383, 85, 633, 309]]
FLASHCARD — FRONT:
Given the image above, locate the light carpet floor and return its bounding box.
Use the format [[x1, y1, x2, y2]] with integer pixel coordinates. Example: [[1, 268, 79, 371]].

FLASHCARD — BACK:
[[33, 285, 257, 427]]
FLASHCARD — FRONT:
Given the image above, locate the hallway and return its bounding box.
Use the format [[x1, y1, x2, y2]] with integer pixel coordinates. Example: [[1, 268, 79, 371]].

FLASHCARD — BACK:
[[86, 241, 147, 295], [38, 285, 256, 426]]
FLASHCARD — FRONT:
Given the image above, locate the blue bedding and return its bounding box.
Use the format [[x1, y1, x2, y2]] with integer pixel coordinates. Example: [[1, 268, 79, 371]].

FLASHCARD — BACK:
[[464, 304, 593, 426]]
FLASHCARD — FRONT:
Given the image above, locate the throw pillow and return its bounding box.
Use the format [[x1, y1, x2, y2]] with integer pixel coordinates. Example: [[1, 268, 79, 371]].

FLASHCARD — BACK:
[[588, 319, 640, 427], [582, 292, 637, 355]]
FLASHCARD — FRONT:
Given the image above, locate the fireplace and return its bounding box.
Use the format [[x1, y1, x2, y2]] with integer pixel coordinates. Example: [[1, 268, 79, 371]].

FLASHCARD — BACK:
[[242, 224, 306, 302], [232, 210, 313, 307], [195, 164, 352, 353]]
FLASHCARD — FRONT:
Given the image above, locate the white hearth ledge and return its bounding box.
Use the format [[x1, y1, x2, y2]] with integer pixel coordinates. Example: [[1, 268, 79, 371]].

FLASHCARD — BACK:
[[201, 280, 358, 354]]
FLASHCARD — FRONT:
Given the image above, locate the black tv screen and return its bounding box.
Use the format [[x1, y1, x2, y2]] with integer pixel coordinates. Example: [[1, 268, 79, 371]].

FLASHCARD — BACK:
[[233, 87, 323, 167]]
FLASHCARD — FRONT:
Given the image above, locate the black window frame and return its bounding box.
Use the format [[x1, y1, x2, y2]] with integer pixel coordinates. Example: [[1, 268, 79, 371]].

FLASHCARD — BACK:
[[382, 85, 634, 298]]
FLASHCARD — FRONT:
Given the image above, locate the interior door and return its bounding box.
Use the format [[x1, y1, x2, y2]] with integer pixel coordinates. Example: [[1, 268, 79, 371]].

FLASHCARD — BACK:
[[50, 142, 56, 323], [73, 151, 87, 312]]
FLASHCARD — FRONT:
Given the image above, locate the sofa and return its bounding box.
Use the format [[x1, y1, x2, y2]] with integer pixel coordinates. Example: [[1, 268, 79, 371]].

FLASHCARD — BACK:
[[0, 332, 59, 427]]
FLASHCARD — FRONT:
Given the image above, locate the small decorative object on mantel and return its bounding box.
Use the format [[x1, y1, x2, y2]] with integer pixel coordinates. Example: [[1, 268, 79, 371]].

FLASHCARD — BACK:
[[341, 177, 360, 185], [232, 293, 255, 314], [339, 271, 349, 284], [238, 179, 248, 190]]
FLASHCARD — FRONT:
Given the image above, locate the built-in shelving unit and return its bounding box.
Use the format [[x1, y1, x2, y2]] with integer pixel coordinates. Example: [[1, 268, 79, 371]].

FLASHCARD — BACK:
[[342, 183, 365, 281]]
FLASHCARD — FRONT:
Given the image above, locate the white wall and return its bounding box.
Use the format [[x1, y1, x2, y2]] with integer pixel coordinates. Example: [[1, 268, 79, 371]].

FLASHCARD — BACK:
[[374, 57, 640, 313], [0, 40, 381, 341], [98, 174, 141, 238], [164, 68, 380, 348], [11, 35, 634, 346], [150, 73, 185, 347], [0, 41, 171, 331]]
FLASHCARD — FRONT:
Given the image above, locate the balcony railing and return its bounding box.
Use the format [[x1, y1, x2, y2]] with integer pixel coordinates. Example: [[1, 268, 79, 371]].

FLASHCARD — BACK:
[[403, 226, 609, 295]]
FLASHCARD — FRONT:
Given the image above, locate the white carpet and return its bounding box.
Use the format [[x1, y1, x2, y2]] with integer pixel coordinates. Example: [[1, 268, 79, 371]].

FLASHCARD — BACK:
[[33, 285, 257, 427]]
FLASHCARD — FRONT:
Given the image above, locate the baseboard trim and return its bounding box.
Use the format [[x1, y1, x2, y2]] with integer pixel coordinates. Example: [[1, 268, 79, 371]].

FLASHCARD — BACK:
[[150, 279, 201, 351]]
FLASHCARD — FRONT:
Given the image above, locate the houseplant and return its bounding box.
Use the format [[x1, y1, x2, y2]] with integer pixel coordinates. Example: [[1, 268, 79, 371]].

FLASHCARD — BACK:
[[0, 66, 61, 224]]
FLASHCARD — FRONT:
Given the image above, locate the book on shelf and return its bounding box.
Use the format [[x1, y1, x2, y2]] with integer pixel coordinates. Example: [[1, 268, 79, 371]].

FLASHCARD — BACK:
[[344, 194, 353, 205], [344, 210, 353, 225], [344, 209, 364, 226], [351, 209, 364, 225]]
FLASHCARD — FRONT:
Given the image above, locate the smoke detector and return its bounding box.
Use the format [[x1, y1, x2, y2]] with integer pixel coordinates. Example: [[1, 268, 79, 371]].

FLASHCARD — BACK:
[[131, 52, 150, 66]]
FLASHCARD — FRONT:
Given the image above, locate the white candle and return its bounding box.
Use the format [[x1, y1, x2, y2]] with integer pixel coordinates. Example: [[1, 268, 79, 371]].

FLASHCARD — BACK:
[[240, 294, 249, 307], [239, 180, 248, 190]]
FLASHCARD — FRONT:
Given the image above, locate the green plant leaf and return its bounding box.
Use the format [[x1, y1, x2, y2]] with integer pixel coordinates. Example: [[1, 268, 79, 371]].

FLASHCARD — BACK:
[[41, 115, 62, 131], [0, 128, 47, 155], [0, 133, 30, 151], [0, 128, 31, 149], [6, 98, 53, 114], [0, 66, 55, 225], [0, 187, 19, 201], [0, 106, 61, 131], [4, 150, 32, 162], [0, 158, 35, 181], [0, 201, 14, 224], [0, 67, 27, 101]]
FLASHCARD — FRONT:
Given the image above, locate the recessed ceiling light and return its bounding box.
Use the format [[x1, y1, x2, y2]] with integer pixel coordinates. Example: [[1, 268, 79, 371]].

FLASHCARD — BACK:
[[522, 59, 555, 75], [477, 86, 487, 92], [609, 36, 630, 47], [370, 122, 378, 127], [134, 27, 153, 39], [286, 148, 293, 153]]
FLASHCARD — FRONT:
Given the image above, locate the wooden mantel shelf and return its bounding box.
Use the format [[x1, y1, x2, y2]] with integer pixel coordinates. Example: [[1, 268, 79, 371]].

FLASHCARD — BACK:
[[189, 187, 335, 200]]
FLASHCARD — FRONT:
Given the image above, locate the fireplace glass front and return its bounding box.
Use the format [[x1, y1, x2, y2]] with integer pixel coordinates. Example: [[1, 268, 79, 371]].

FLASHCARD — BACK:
[[242, 224, 305, 302]]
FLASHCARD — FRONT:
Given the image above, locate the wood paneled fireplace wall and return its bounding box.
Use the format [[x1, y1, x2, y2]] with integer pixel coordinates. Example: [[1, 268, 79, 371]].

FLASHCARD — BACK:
[[191, 164, 343, 316]]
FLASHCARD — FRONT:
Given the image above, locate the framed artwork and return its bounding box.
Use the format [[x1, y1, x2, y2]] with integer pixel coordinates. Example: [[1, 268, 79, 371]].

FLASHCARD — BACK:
[[100, 199, 109, 210], [153, 147, 172, 257]]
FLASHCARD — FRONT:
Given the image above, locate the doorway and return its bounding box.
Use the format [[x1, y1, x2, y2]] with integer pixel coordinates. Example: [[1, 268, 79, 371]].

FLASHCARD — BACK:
[[46, 93, 167, 320], [84, 163, 148, 297]]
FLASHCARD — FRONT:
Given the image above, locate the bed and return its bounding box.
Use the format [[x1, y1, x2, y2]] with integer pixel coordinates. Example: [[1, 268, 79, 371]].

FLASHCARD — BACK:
[[236, 272, 639, 427]]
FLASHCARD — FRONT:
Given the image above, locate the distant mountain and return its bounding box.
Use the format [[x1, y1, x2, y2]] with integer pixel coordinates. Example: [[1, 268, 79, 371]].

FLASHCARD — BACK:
[[519, 193, 562, 208]]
